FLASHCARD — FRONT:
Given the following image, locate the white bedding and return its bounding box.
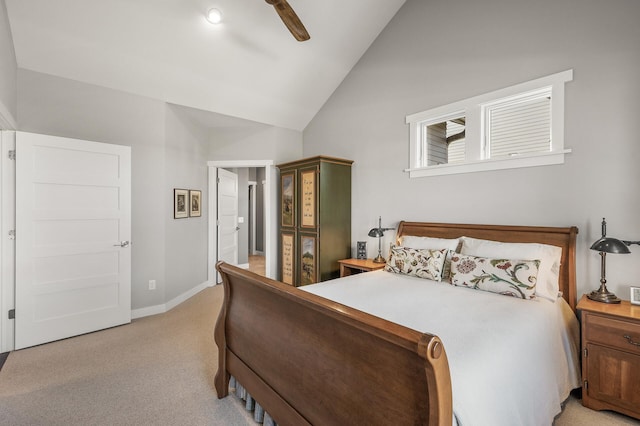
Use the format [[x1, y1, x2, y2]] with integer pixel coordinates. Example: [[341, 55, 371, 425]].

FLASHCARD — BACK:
[[302, 270, 581, 426]]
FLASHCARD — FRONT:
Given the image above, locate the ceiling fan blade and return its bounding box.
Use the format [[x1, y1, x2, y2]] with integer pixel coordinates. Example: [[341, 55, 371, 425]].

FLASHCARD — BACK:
[[265, 0, 310, 41]]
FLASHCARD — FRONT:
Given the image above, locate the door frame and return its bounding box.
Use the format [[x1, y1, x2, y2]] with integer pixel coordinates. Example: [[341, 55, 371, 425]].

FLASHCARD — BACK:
[[0, 131, 16, 352], [207, 160, 275, 283]]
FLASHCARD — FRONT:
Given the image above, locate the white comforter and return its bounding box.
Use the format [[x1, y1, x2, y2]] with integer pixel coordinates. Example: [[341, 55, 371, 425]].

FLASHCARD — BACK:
[[302, 270, 581, 426]]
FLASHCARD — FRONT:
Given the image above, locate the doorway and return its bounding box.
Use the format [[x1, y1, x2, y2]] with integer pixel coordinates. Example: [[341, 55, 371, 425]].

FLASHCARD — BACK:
[[207, 160, 275, 283]]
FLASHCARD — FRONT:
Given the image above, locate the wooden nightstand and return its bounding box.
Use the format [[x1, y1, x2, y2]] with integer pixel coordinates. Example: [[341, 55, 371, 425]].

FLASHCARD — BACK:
[[338, 258, 386, 277], [577, 295, 640, 420]]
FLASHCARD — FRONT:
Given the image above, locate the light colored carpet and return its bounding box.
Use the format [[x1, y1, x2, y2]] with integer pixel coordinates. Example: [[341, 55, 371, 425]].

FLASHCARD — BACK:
[[0, 285, 637, 425], [0, 285, 255, 426]]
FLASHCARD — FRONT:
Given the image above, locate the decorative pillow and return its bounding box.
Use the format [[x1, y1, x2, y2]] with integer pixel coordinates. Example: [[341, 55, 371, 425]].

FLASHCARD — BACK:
[[450, 254, 540, 299], [399, 236, 461, 281], [385, 246, 447, 281], [460, 237, 562, 302]]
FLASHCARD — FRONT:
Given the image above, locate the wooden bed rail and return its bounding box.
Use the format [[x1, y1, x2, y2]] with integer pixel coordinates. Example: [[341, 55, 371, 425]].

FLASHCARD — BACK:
[[214, 261, 453, 426]]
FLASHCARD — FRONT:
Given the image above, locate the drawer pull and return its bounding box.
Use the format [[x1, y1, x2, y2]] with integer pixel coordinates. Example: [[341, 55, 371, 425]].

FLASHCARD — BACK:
[[623, 335, 640, 346]]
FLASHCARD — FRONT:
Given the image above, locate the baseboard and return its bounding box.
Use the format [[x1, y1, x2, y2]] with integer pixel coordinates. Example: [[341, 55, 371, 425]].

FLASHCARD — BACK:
[[131, 280, 214, 319]]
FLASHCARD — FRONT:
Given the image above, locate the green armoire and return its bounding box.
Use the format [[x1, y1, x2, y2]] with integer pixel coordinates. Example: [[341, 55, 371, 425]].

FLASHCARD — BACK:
[[277, 156, 353, 286]]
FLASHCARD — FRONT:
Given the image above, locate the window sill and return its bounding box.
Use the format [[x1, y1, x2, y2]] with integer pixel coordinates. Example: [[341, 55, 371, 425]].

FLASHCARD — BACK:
[[404, 149, 571, 178]]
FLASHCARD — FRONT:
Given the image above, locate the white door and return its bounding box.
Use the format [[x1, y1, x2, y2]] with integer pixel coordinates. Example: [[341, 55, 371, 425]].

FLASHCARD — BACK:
[[15, 132, 131, 349], [217, 169, 239, 265]]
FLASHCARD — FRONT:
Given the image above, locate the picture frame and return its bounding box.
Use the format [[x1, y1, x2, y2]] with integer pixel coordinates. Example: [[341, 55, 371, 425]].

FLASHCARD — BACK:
[[174, 189, 189, 219], [631, 286, 640, 305], [281, 173, 295, 227], [356, 241, 367, 260], [189, 190, 202, 217]]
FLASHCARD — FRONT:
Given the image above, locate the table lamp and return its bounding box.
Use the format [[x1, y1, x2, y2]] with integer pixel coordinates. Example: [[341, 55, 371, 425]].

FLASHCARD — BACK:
[[368, 216, 394, 263], [588, 218, 630, 303]]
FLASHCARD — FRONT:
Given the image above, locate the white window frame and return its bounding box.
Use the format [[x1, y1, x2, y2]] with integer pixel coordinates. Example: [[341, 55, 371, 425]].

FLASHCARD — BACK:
[[405, 70, 573, 178]]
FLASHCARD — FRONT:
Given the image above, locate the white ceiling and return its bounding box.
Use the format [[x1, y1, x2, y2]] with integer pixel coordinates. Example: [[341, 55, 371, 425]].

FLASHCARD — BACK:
[[5, 0, 406, 131]]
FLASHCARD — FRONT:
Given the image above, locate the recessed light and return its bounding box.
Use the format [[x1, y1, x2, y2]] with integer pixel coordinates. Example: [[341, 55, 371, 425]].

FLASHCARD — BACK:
[[206, 8, 223, 25]]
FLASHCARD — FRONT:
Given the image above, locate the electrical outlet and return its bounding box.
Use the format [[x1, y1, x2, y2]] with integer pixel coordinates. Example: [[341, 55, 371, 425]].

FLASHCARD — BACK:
[[148, 279, 156, 290]]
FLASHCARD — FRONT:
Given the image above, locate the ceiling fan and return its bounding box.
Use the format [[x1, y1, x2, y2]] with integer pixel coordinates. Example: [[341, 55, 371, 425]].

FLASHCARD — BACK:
[[265, 0, 310, 41]]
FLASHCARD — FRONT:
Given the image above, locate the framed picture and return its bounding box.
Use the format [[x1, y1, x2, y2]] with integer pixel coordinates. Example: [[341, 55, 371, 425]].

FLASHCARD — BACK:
[[299, 234, 317, 286], [174, 189, 188, 219], [281, 173, 295, 227], [300, 169, 316, 228], [189, 190, 202, 217], [631, 286, 640, 305], [356, 241, 367, 259]]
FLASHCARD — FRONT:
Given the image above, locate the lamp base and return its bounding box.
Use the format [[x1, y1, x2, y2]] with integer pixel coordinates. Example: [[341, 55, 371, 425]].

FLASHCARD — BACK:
[[587, 289, 621, 304], [372, 254, 386, 264]]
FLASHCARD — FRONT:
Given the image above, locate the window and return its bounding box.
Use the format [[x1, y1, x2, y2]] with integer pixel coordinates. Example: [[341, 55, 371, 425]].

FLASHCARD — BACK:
[[406, 70, 572, 178], [420, 114, 466, 167]]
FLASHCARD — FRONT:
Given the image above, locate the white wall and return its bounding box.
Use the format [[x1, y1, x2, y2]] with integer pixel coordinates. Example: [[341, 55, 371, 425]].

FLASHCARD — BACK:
[[303, 0, 640, 301], [0, 0, 17, 127]]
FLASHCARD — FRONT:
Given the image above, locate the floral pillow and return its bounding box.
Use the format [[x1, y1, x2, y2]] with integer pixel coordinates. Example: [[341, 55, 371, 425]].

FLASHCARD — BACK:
[[450, 253, 540, 299], [385, 246, 447, 281]]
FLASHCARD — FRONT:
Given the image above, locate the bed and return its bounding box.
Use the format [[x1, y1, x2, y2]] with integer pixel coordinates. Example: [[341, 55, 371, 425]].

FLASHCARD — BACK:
[[214, 221, 581, 425]]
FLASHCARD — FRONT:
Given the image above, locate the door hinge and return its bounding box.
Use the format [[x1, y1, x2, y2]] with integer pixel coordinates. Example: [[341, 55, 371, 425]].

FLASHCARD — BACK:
[[217, 177, 220, 183], [8, 309, 15, 319], [8, 150, 15, 160], [8, 230, 15, 240], [583, 380, 588, 391], [583, 348, 588, 358]]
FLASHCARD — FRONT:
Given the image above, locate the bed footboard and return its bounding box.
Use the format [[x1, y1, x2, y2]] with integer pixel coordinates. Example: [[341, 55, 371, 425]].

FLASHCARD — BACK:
[[214, 261, 452, 426]]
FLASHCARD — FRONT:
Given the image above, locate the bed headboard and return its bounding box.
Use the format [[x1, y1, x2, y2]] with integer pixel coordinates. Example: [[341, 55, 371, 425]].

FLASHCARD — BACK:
[[396, 221, 579, 311]]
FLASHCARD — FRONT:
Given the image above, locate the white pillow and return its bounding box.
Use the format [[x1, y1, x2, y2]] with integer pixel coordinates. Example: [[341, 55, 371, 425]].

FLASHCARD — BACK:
[[460, 236, 562, 302], [399, 236, 461, 251], [399, 236, 461, 281]]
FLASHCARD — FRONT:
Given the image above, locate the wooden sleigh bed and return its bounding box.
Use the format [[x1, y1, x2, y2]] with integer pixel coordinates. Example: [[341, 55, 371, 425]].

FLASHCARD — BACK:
[[214, 221, 578, 426]]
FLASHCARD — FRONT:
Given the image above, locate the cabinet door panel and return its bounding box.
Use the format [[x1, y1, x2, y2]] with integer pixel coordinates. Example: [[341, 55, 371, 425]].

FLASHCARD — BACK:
[[281, 231, 297, 286], [586, 343, 640, 415], [280, 172, 296, 228], [298, 233, 318, 286], [298, 166, 318, 230]]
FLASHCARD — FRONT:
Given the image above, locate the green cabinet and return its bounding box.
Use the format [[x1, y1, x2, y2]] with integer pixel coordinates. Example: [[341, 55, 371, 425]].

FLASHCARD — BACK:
[[277, 156, 353, 286]]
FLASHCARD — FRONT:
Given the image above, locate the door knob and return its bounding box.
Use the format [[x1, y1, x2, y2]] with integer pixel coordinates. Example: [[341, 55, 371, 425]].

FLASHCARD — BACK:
[[114, 241, 130, 247]]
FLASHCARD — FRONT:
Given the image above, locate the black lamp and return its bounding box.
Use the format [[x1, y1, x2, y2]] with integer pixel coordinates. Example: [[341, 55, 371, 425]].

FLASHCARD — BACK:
[[368, 216, 394, 263], [588, 218, 630, 304]]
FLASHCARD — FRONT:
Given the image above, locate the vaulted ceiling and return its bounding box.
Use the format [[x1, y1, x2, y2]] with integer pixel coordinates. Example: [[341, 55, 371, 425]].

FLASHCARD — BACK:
[[5, 0, 406, 131]]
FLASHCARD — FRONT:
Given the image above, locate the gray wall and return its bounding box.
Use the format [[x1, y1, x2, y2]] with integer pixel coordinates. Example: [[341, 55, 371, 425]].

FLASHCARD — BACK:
[[15, 68, 303, 310], [18, 70, 190, 310], [209, 125, 302, 162], [0, 0, 16, 126], [164, 104, 209, 302], [303, 0, 640, 300]]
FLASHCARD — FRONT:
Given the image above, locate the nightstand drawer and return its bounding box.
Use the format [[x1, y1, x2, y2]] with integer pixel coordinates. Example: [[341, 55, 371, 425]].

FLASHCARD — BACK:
[[584, 312, 640, 356]]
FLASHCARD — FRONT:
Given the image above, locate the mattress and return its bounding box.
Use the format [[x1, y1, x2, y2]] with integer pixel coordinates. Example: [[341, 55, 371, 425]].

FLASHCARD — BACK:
[[302, 269, 581, 426]]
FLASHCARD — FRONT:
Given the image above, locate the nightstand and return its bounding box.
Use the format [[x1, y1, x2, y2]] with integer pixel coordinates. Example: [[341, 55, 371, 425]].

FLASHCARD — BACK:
[[338, 258, 386, 277], [577, 295, 640, 420]]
